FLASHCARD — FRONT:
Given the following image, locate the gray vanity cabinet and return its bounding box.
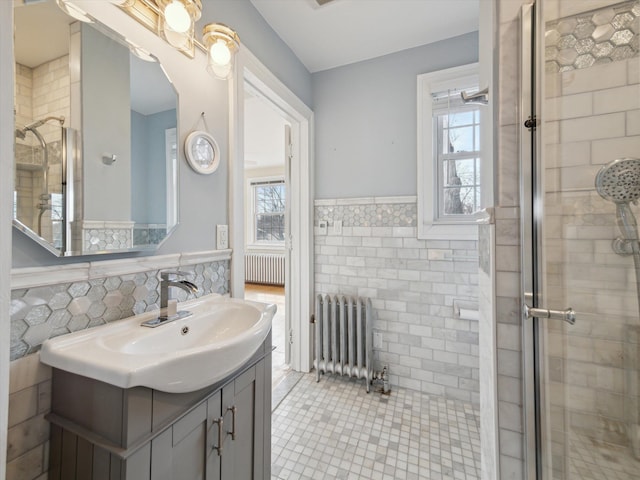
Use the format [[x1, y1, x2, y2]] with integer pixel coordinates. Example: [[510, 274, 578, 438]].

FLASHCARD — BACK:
[[47, 335, 271, 480], [150, 363, 268, 480]]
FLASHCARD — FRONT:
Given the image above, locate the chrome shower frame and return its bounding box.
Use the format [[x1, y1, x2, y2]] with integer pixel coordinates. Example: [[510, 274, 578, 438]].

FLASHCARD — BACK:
[[12, 126, 76, 255], [520, 2, 547, 479]]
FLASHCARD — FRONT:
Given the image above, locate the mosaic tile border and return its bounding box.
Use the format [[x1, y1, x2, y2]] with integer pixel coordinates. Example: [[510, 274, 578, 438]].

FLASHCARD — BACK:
[[315, 196, 418, 228], [10, 259, 230, 360], [545, 0, 640, 73]]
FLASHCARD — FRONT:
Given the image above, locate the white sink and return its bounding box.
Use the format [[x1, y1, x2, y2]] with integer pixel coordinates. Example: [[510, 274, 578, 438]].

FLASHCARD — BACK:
[[40, 294, 275, 393]]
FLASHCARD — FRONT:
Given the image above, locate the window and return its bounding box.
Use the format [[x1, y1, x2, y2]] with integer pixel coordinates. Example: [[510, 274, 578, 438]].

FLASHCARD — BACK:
[[435, 101, 481, 217], [417, 63, 481, 240], [252, 179, 285, 243]]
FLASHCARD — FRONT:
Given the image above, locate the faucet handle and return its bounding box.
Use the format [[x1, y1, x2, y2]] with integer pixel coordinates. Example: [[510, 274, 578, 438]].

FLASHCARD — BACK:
[[160, 270, 191, 280]]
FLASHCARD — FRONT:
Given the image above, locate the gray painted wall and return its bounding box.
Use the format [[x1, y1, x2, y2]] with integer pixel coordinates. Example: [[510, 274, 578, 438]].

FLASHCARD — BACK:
[[12, 1, 312, 267], [312, 32, 479, 199], [201, 0, 312, 108], [131, 109, 176, 224], [81, 24, 131, 221]]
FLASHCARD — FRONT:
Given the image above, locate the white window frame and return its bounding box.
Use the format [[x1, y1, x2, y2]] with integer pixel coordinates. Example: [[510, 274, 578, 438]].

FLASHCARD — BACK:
[[247, 176, 286, 248], [417, 63, 480, 240]]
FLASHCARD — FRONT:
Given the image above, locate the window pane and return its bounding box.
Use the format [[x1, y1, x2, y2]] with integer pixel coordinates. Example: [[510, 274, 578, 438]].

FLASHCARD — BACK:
[[443, 186, 479, 215], [255, 184, 285, 214], [443, 159, 477, 187], [447, 126, 475, 153], [449, 110, 474, 127], [255, 213, 285, 242]]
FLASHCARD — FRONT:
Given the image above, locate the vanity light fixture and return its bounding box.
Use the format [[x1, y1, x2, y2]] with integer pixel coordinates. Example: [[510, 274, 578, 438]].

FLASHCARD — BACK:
[[156, 0, 201, 51], [202, 23, 240, 80], [115, 0, 240, 79]]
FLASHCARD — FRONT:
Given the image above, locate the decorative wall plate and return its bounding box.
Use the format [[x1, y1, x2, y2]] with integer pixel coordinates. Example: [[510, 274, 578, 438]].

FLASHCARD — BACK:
[[184, 130, 220, 174]]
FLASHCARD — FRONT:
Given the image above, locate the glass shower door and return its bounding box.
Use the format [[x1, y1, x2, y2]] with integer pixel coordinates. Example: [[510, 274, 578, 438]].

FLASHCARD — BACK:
[[532, 0, 640, 478]]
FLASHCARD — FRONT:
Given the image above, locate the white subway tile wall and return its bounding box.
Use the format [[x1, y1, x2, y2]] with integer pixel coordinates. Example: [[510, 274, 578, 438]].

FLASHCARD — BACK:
[[6, 354, 51, 480], [14, 57, 70, 243], [314, 198, 480, 404], [544, 0, 640, 476]]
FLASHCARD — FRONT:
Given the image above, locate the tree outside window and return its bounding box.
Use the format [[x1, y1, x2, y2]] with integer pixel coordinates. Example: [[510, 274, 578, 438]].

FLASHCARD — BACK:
[[253, 181, 285, 243], [437, 107, 481, 218]]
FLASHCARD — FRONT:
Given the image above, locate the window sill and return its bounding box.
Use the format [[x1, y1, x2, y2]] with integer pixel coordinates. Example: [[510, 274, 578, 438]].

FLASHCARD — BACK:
[[246, 244, 286, 253]]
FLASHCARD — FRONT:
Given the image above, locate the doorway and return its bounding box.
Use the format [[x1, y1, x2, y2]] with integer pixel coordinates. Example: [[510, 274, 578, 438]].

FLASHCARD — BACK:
[[229, 47, 314, 376], [523, 1, 640, 478], [242, 86, 292, 389]]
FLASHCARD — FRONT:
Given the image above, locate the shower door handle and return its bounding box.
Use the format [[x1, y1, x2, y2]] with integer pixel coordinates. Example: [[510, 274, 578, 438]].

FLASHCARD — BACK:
[[524, 304, 576, 325]]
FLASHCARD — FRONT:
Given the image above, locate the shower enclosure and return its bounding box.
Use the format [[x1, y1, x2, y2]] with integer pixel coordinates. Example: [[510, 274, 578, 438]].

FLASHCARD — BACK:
[[522, 1, 640, 479], [14, 116, 69, 251]]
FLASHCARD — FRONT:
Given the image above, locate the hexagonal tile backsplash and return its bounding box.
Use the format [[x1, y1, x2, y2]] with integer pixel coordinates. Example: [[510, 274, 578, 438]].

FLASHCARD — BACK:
[[315, 202, 417, 228], [10, 260, 230, 360], [546, 0, 639, 73]]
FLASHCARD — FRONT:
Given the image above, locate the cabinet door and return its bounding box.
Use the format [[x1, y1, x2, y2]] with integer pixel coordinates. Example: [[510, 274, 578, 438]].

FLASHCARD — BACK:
[[221, 364, 266, 480], [151, 402, 207, 480]]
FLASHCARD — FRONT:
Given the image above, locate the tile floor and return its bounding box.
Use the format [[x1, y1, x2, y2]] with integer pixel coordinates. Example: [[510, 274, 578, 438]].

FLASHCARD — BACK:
[[271, 374, 481, 480], [244, 283, 482, 479], [244, 283, 289, 390]]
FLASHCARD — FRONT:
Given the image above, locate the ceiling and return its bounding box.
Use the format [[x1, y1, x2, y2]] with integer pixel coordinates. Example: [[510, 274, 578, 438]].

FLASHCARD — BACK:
[[249, 0, 480, 73]]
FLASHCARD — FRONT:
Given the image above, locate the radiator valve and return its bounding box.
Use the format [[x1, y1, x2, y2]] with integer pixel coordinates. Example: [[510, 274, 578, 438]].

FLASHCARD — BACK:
[[372, 365, 391, 395]]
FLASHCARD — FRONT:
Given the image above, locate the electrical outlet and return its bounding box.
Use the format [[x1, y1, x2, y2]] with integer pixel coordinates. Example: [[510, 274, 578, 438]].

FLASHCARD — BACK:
[[333, 219, 343, 235], [216, 224, 229, 249], [318, 220, 328, 235], [373, 332, 383, 349]]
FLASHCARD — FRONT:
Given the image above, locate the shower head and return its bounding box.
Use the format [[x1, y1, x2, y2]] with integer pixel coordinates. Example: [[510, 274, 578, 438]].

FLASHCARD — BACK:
[[24, 115, 65, 130], [15, 128, 26, 140], [596, 158, 640, 243], [595, 157, 640, 204]]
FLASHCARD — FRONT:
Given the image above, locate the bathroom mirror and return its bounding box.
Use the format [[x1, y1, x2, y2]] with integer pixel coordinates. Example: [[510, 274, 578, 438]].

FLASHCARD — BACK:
[[13, 0, 179, 256]]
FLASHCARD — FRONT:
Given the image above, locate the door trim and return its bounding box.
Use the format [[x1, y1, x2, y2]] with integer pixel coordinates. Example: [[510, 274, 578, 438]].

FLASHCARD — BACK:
[[229, 47, 314, 372]]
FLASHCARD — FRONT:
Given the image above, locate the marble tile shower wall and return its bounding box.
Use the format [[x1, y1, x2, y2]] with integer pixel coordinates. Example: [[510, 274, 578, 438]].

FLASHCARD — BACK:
[[544, 0, 640, 451], [9, 260, 230, 360], [314, 197, 480, 405]]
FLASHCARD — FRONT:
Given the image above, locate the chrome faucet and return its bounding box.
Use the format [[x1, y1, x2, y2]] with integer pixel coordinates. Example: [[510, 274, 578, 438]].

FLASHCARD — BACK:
[[141, 271, 198, 327], [160, 271, 198, 308]]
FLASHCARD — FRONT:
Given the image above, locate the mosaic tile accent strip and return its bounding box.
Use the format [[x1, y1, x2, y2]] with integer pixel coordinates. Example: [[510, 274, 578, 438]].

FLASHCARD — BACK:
[[83, 226, 133, 251], [315, 202, 417, 228], [133, 224, 168, 246], [10, 260, 230, 360], [272, 374, 481, 480], [546, 0, 640, 73]]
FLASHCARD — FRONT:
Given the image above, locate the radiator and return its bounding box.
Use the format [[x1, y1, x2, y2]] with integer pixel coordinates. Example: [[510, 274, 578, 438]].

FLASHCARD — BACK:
[[314, 294, 373, 392], [244, 253, 285, 286]]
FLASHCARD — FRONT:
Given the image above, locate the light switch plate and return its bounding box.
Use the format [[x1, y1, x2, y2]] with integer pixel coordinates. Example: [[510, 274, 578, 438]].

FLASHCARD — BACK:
[[333, 219, 343, 235], [318, 221, 328, 235], [373, 332, 383, 349], [216, 224, 229, 249]]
